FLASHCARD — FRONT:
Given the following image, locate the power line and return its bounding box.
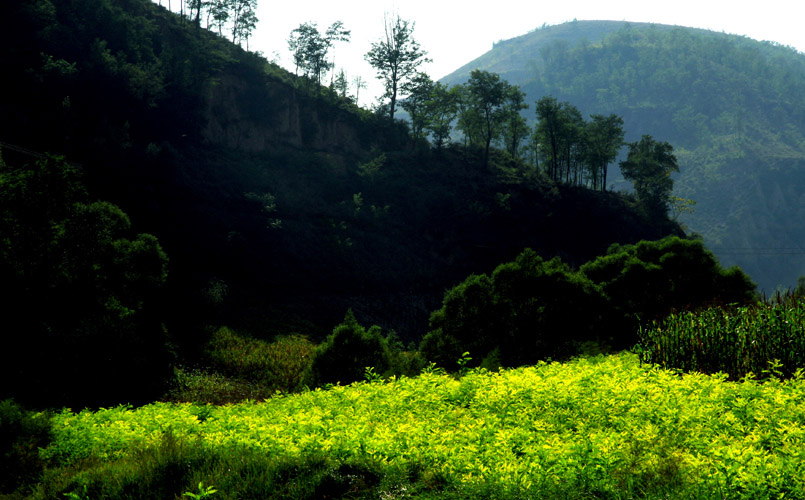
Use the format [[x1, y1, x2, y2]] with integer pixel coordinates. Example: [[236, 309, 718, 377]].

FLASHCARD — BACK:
[[0, 140, 82, 168], [710, 248, 805, 256]]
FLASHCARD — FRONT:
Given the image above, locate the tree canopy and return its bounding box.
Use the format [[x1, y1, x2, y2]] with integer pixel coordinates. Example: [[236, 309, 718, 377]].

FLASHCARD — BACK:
[[0, 151, 170, 408], [365, 13, 430, 121], [619, 135, 679, 217]]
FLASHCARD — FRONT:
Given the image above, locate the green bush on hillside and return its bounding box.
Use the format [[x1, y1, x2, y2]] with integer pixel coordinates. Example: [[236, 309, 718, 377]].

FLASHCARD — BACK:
[[205, 327, 315, 392], [580, 235, 756, 341], [423, 237, 757, 369], [0, 400, 52, 494], [421, 249, 606, 368], [309, 310, 392, 386], [0, 153, 171, 408]]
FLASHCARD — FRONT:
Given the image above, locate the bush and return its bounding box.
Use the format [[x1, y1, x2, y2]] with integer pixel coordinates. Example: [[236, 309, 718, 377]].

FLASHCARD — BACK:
[[422, 249, 606, 368], [0, 399, 52, 494], [205, 327, 315, 393], [163, 369, 276, 405], [580, 235, 757, 344], [308, 310, 392, 386]]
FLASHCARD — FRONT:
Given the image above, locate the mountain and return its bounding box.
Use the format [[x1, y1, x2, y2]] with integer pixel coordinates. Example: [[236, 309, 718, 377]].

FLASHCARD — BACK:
[[0, 2, 682, 354], [442, 20, 805, 292]]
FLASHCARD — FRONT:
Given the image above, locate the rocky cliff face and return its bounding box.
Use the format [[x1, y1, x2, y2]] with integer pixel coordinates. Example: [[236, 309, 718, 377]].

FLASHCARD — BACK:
[[201, 74, 365, 154]]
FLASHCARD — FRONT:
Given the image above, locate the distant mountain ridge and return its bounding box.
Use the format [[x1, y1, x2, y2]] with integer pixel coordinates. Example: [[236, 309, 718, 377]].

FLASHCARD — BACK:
[[442, 20, 805, 291]]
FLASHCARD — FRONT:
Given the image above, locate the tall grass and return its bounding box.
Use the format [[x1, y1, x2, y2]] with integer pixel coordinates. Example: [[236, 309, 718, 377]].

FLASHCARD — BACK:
[[638, 293, 805, 379], [205, 328, 315, 392], [166, 328, 316, 404]]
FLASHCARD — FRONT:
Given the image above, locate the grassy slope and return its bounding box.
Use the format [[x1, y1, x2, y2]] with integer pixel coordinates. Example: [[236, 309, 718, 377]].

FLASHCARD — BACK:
[[37, 354, 805, 499]]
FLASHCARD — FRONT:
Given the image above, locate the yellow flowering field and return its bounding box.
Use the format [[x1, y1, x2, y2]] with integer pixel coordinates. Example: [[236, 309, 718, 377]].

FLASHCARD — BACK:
[[44, 354, 805, 497]]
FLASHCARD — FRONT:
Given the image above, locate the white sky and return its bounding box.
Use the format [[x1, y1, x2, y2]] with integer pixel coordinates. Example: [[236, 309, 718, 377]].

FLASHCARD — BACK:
[[201, 1, 805, 105]]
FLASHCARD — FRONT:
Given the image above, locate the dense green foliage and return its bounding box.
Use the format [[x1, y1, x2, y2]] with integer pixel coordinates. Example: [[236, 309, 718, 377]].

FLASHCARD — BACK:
[[365, 13, 430, 121], [14, 355, 805, 499], [442, 20, 805, 291], [422, 250, 604, 368], [581, 236, 756, 327], [640, 293, 805, 380], [309, 310, 393, 386], [0, 400, 52, 494], [619, 134, 679, 217], [0, 153, 170, 408], [423, 236, 756, 369], [0, 0, 684, 355]]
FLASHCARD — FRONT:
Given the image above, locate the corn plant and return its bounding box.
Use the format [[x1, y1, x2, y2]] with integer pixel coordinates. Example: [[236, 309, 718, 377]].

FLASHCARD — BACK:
[[638, 293, 805, 379]]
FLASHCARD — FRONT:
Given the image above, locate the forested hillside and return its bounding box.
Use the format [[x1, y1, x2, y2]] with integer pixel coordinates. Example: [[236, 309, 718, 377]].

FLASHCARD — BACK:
[[4, 6, 805, 498], [443, 20, 805, 292], [0, 0, 697, 407]]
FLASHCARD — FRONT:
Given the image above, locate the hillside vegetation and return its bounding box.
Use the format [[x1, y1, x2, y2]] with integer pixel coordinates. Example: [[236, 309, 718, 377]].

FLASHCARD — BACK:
[[0, 0, 689, 405], [8, 354, 805, 499], [2, 4, 805, 498], [443, 20, 805, 291]]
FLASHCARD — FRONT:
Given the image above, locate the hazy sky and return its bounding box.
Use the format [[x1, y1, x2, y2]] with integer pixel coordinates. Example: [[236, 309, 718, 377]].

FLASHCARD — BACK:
[[243, 0, 804, 104]]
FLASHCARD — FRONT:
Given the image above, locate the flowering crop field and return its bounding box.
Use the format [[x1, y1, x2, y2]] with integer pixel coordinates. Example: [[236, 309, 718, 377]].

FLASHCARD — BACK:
[[44, 354, 805, 498]]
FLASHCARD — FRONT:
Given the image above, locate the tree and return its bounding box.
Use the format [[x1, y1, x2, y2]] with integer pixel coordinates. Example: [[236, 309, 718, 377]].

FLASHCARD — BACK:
[[464, 70, 510, 167], [231, 0, 258, 49], [501, 85, 529, 159], [583, 114, 624, 190], [0, 152, 171, 408], [332, 68, 349, 98], [534, 97, 587, 184], [288, 22, 317, 77], [352, 74, 367, 106], [580, 236, 756, 343], [455, 84, 483, 149], [288, 20, 350, 88], [209, 0, 229, 35], [324, 20, 351, 83], [534, 96, 563, 180], [309, 310, 391, 386], [187, 0, 207, 26], [365, 13, 430, 121], [424, 82, 458, 150], [619, 135, 680, 216], [400, 71, 434, 141], [421, 249, 605, 368]]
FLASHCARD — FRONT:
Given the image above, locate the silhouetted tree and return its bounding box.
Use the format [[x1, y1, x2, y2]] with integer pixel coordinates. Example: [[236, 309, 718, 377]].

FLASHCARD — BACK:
[[400, 71, 434, 140], [365, 13, 430, 121], [584, 114, 624, 190], [464, 70, 510, 167], [425, 82, 459, 150], [501, 85, 529, 159], [0, 152, 170, 408], [619, 135, 679, 217], [289, 20, 350, 87]]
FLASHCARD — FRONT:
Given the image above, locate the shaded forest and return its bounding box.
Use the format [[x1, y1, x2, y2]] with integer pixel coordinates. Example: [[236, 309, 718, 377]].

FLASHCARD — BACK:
[[0, 0, 758, 411]]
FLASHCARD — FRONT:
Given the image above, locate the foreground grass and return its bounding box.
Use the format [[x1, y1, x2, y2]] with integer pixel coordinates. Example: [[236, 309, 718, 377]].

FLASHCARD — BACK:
[[21, 354, 805, 499]]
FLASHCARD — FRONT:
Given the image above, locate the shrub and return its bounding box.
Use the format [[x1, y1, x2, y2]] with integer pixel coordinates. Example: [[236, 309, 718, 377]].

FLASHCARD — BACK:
[[205, 327, 315, 393], [0, 399, 52, 494], [581, 236, 757, 344], [164, 369, 276, 405], [308, 310, 392, 386], [422, 249, 606, 368]]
